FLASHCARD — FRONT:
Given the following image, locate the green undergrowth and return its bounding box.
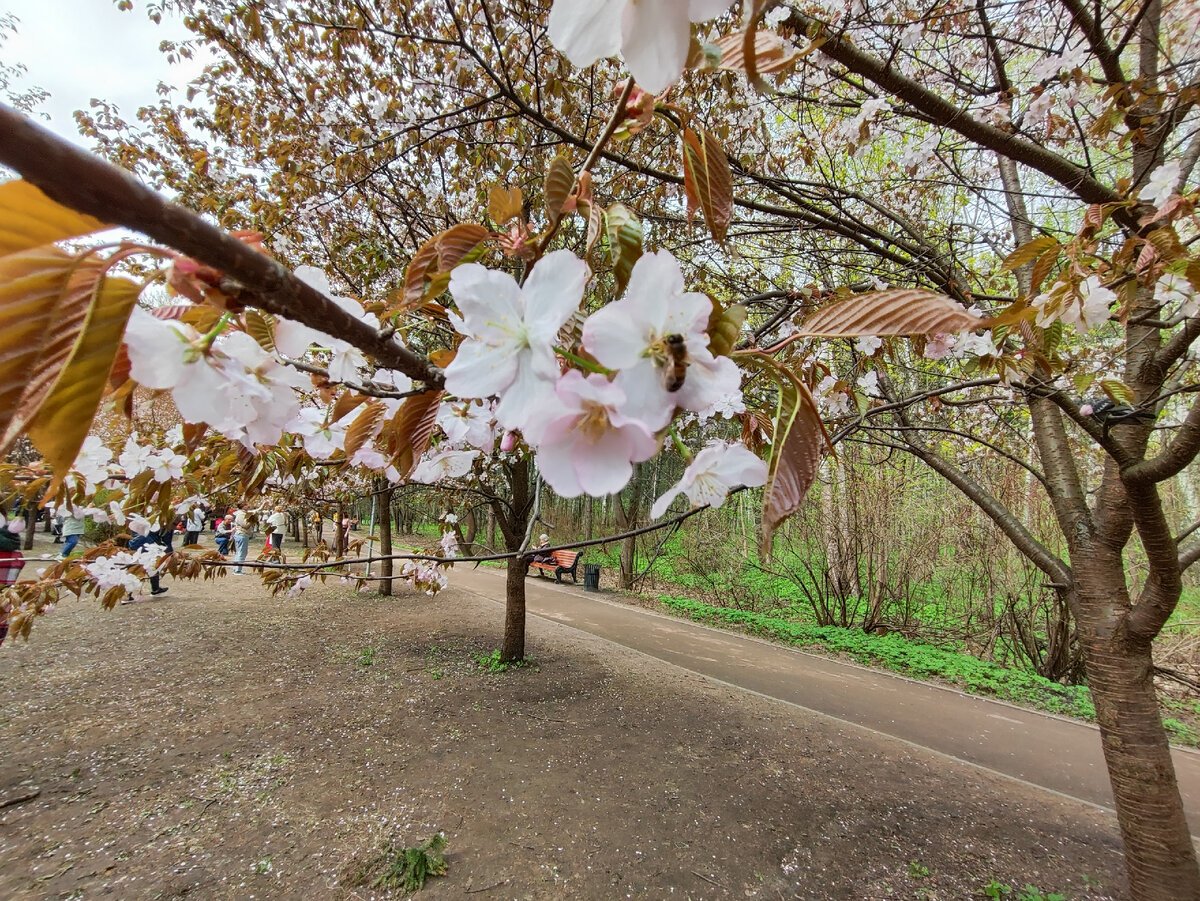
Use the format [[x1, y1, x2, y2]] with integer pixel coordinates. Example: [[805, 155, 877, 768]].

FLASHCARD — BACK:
[[657, 594, 1096, 720]]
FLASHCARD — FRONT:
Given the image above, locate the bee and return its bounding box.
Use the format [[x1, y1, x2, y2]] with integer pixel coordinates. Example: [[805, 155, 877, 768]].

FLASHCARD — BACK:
[[661, 333, 688, 393]]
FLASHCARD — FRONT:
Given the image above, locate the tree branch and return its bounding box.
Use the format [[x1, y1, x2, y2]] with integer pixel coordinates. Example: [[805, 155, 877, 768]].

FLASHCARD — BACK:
[[0, 105, 445, 389]]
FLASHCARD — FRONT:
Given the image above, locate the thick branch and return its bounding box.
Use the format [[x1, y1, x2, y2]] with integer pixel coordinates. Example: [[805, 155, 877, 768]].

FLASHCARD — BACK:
[[1123, 392, 1200, 485], [789, 12, 1128, 213], [0, 105, 445, 389]]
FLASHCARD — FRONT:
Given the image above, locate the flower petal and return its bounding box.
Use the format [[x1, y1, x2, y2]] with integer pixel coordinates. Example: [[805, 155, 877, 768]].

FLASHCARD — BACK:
[[449, 263, 525, 338], [621, 0, 692, 94], [444, 337, 520, 401], [548, 0, 624, 68], [522, 250, 590, 340]]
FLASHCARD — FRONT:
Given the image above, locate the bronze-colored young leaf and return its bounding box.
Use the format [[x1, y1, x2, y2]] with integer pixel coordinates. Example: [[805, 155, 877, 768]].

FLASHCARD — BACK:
[[488, 185, 523, 226], [681, 128, 734, 244], [342, 401, 385, 460], [797, 289, 984, 337], [0, 248, 102, 457], [27, 275, 141, 494], [399, 224, 489, 311], [388, 389, 444, 476], [740, 353, 830, 558], [543, 153, 575, 223], [712, 30, 800, 75], [330, 390, 367, 423], [605, 203, 643, 294], [0, 180, 107, 258], [1001, 235, 1059, 273]]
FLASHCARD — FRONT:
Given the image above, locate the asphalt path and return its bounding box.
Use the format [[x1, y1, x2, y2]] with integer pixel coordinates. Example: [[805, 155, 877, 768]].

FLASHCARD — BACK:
[[453, 565, 1200, 833]]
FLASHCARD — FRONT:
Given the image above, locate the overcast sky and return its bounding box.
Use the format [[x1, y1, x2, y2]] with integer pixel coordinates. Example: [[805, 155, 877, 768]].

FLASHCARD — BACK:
[[5, 0, 207, 147]]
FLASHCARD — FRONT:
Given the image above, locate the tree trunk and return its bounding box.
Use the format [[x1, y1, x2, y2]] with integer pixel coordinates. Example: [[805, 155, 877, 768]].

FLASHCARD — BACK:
[[501, 554, 527, 662], [499, 458, 532, 662], [378, 483, 394, 596], [1076, 560, 1200, 899]]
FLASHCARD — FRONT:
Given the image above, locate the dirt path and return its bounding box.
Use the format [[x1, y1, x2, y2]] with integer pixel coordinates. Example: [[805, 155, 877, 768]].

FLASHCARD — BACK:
[[0, 536, 1129, 899], [456, 567, 1200, 831]]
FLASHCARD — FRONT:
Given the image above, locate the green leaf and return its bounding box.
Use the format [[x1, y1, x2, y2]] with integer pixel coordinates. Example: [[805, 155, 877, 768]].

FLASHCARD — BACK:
[[1100, 378, 1135, 405], [604, 203, 643, 293], [0, 180, 107, 258], [28, 274, 141, 494]]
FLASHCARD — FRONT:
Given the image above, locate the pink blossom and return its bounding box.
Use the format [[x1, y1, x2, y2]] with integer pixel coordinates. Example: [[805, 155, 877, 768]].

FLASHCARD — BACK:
[[533, 370, 657, 498]]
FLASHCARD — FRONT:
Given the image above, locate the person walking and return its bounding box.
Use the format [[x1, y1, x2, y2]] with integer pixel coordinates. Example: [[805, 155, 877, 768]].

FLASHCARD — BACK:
[[309, 509, 323, 545], [184, 506, 205, 546], [59, 509, 87, 559], [127, 526, 174, 596], [232, 505, 251, 574], [267, 505, 287, 551]]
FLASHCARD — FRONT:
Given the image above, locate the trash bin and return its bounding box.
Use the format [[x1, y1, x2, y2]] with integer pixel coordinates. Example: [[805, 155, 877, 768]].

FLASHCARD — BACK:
[[583, 563, 601, 592]]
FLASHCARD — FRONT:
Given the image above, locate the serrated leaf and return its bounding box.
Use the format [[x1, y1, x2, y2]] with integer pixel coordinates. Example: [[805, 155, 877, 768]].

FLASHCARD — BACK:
[[388, 389, 444, 476], [330, 391, 367, 424], [488, 185, 523, 226], [243, 309, 276, 352], [0, 180, 107, 258], [1030, 246, 1061, 293], [0, 248, 104, 457], [798, 289, 984, 337], [605, 203, 643, 293], [1001, 235, 1059, 273], [399, 224, 490, 311], [739, 354, 829, 559], [1147, 227, 1185, 263], [342, 401, 385, 460], [1073, 372, 1095, 395], [543, 154, 575, 223], [1100, 378, 1135, 405], [681, 128, 734, 244], [27, 275, 141, 495], [711, 30, 800, 75]]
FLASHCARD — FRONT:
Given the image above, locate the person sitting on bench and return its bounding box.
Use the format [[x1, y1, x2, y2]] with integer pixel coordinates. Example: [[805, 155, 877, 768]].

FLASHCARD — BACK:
[[530, 534, 553, 565]]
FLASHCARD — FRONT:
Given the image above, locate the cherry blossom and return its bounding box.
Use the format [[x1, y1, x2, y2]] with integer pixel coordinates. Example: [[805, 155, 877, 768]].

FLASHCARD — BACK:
[[1156, 272, 1198, 317], [123, 308, 303, 447], [650, 441, 768, 518], [1067, 276, 1115, 333], [533, 370, 657, 497], [923, 334, 955, 360], [582, 250, 741, 430], [854, 335, 882, 355], [547, 0, 733, 95], [1140, 160, 1183, 209], [437, 400, 496, 453], [409, 448, 480, 484], [443, 250, 589, 433]]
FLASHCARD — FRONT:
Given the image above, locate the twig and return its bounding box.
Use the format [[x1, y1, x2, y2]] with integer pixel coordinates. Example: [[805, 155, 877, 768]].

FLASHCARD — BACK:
[[465, 879, 508, 893], [0, 789, 40, 809], [692, 871, 722, 886]]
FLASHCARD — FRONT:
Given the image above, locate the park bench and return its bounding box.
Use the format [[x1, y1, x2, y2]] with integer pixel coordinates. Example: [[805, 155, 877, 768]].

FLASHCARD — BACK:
[[528, 549, 581, 583]]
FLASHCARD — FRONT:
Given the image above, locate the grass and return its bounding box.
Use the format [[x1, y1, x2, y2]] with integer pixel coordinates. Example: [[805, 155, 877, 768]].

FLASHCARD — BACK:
[[656, 595, 1096, 720]]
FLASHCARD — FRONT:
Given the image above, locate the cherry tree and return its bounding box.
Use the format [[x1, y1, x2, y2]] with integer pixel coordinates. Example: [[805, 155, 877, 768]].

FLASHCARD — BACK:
[[2, 0, 1200, 896]]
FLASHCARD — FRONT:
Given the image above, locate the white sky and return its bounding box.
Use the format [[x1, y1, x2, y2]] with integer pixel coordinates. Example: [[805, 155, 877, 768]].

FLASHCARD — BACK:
[[4, 0, 207, 147]]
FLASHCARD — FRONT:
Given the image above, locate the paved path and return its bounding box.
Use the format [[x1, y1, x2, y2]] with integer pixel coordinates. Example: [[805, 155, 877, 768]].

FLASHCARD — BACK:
[[454, 566, 1200, 832]]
